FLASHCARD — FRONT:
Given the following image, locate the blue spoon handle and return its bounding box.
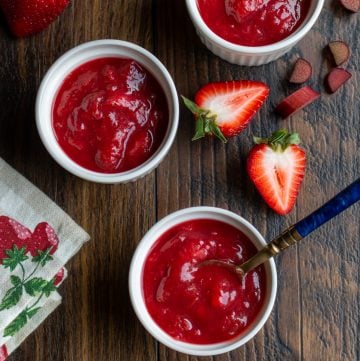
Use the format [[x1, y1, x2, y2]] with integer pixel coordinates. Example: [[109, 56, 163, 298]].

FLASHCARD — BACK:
[[294, 178, 360, 238], [238, 179, 360, 274]]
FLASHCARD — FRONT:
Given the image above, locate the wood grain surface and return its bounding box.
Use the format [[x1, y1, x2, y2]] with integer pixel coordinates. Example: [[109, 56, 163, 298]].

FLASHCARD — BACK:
[[0, 1, 359, 360]]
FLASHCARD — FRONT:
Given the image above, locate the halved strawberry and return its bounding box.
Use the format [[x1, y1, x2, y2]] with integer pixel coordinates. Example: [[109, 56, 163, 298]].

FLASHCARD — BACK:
[[247, 129, 306, 215], [182, 81, 269, 143], [0, 0, 70, 37]]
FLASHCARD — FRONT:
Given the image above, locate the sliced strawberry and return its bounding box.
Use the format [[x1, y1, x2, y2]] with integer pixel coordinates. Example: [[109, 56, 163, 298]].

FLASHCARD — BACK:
[[325, 68, 352, 93], [0, 216, 31, 261], [27, 222, 59, 256], [0, 0, 71, 37], [247, 129, 306, 215], [275, 86, 320, 118], [182, 81, 269, 143]]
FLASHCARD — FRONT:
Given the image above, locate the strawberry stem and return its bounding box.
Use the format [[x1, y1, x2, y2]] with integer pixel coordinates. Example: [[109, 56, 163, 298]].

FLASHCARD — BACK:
[[181, 95, 227, 143], [253, 129, 300, 152]]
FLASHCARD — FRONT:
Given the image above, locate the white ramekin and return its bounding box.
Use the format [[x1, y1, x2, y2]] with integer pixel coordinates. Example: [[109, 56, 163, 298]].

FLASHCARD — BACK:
[[185, 0, 325, 66], [36, 40, 179, 183], [129, 207, 277, 356]]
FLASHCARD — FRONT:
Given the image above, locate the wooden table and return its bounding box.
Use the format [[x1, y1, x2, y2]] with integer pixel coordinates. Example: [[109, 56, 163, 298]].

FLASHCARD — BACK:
[[1, 1, 359, 360]]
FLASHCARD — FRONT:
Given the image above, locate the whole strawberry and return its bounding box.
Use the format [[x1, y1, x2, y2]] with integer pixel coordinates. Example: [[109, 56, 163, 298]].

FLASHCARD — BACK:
[[0, 0, 70, 37], [182, 80, 269, 143], [247, 129, 306, 215]]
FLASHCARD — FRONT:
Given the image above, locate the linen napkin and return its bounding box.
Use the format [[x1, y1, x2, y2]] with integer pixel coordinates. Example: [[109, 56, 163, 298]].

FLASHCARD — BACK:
[[0, 158, 90, 359]]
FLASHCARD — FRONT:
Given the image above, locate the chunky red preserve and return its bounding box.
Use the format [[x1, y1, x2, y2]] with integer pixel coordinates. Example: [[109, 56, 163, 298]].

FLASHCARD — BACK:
[[197, 0, 311, 46], [52, 57, 168, 173], [143, 219, 267, 344]]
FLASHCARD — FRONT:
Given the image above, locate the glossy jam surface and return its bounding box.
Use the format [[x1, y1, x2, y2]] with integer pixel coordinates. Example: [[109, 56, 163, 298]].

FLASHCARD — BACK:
[[53, 58, 168, 173], [197, 0, 311, 46], [143, 219, 267, 344]]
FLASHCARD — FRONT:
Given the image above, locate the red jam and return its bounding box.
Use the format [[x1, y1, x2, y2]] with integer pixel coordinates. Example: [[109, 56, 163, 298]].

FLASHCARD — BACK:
[[197, 0, 311, 46], [143, 219, 267, 344], [52, 58, 168, 173]]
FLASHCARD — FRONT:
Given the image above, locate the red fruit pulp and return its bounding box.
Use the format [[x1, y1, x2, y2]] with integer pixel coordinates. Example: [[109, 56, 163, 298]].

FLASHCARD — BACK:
[[52, 58, 168, 173], [143, 219, 267, 344], [197, 0, 311, 46]]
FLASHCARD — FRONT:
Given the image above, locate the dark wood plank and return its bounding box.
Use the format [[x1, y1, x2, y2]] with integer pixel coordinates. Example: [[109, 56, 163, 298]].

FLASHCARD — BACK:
[[1, 1, 158, 361], [0, 0, 359, 360]]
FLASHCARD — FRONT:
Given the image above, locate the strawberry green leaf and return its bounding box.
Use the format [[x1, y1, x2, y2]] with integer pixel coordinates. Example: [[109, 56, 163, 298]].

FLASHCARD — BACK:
[[27, 307, 41, 319], [3, 245, 28, 271], [3, 310, 27, 337], [32, 247, 53, 267], [181, 96, 206, 116], [253, 129, 301, 152], [204, 118, 212, 134], [253, 136, 266, 145], [0, 285, 23, 311], [43, 279, 57, 297], [285, 133, 300, 146], [192, 117, 206, 141], [24, 278, 49, 297], [208, 120, 227, 143], [10, 275, 22, 287], [182, 95, 228, 143]]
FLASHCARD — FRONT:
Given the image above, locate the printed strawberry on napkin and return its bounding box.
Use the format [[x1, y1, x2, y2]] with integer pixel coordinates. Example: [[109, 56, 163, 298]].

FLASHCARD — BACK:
[[0, 158, 89, 359]]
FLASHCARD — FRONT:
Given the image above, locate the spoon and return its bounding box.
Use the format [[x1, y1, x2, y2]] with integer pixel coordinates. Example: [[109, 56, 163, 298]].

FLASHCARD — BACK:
[[201, 178, 360, 276]]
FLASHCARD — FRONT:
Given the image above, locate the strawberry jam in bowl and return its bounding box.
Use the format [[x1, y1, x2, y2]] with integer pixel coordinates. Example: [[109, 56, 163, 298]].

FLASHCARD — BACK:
[[199, 0, 311, 47], [129, 207, 277, 356], [185, 0, 324, 65], [36, 40, 179, 183]]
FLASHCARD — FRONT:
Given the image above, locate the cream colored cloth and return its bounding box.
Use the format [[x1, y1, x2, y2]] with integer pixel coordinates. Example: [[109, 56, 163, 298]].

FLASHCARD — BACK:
[[0, 158, 89, 359]]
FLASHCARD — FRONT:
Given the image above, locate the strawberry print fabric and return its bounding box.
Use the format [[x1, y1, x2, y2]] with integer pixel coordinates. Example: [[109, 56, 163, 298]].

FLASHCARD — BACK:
[[0, 158, 89, 359]]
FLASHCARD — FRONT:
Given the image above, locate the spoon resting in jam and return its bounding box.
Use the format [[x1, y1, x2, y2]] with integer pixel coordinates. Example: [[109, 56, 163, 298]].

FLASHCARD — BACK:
[[201, 178, 360, 276]]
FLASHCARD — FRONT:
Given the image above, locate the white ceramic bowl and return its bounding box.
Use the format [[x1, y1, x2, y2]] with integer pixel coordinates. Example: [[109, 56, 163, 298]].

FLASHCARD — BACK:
[[185, 0, 325, 66], [129, 207, 277, 356], [36, 40, 179, 183]]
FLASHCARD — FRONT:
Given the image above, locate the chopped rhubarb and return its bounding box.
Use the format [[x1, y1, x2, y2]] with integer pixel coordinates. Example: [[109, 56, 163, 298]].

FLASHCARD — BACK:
[[289, 58, 312, 84], [329, 41, 350, 66], [325, 68, 352, 93], [339, 0, 360, 12], [275, 86, 320, 118]]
